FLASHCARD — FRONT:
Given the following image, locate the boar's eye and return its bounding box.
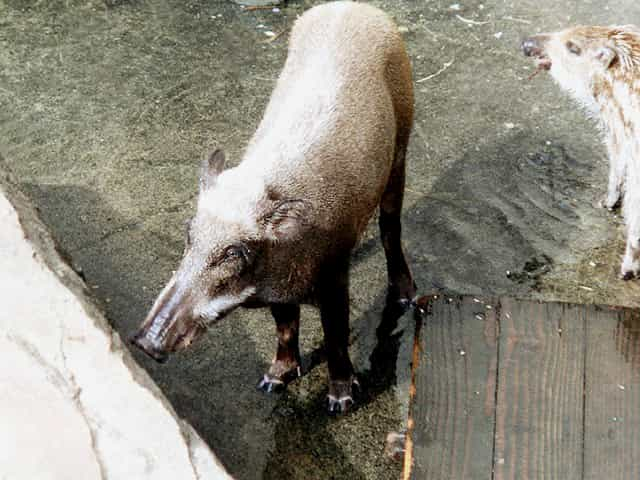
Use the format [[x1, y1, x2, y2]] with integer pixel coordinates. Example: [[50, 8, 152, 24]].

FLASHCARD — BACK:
[[206, 244, 249, 269], [223, 245, 247, 263], [566, 41, 581, 55]]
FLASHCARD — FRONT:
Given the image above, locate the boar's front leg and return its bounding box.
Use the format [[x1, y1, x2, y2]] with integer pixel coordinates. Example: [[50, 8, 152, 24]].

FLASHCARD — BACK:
[[318, 257, 358, 415], [258, 304, 302, 393]]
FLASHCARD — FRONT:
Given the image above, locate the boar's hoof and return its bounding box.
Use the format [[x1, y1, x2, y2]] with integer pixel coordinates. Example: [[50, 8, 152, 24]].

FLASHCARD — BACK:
[[258, 374, 286, 393], [327, 378, 360, 415], [387, 279, 418, 308], [620, 256, 640, 281], [327, 394, 354, 415], [384, 431, 406, 461], [600, 191, 622, 211], [257, 365, 302, 394], [621, 270, 637, 281], [384, 289, 418, 320], [605, 199, 622, 211]]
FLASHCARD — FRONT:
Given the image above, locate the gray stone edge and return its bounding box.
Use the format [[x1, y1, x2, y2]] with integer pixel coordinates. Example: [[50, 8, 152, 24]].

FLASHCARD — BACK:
[[0, 156, 231, 477]]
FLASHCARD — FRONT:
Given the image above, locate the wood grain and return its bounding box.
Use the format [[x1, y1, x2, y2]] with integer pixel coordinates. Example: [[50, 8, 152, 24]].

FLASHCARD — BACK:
[[410, 295, 498, 480], [406, 297, 640, 480], [493, 298, 585, 480], [584, 306, 640, 479]]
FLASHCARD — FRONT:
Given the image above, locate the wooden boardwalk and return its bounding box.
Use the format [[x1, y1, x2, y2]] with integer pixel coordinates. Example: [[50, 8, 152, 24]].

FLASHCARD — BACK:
[[404, 295, 640, 480]]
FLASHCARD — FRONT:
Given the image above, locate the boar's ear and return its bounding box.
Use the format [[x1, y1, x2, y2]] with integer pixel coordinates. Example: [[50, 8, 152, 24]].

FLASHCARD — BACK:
[[200, 149, 226, 192], [595, 45, 617, 69], [261, 199, 309, 242]]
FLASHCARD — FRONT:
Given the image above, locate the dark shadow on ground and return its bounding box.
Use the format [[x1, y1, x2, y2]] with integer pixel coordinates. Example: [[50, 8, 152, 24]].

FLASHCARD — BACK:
[[402, 133, 599, 297]]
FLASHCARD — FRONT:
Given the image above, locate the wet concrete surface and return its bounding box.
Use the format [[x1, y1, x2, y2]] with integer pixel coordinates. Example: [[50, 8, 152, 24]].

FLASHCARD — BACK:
[[2, 0, 640, 478]]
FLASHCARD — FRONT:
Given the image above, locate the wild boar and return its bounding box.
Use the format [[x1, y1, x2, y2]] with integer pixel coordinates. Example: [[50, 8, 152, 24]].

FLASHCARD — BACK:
[[522, 26, 640, 279], [131, 1, 416, 414]]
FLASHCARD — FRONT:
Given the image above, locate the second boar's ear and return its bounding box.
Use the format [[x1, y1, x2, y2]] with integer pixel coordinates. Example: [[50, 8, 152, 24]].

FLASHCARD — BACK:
[[261, 199, 309, 242], [200, 149, 226, 192], [595, 45, 617, 69]]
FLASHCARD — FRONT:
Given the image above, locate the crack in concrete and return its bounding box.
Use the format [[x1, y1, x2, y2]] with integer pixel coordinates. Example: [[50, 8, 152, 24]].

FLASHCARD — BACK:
[[6, 332, 108, 480], [176, 422, 206, 480], [6, 334, 74, 397], [56, 320, 109, 480], [5, 324, 210, 480]]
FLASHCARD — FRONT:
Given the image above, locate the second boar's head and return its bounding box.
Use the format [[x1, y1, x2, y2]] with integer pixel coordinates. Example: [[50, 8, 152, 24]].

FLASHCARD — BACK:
[[131, 149, 307, 362]]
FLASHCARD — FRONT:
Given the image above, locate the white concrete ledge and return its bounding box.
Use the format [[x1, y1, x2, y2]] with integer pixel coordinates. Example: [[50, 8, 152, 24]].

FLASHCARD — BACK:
[[0, 168, 233, 480]]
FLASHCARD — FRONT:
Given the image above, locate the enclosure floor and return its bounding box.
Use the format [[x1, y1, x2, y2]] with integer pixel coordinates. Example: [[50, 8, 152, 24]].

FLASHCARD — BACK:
[[3, 0, 640, 478]]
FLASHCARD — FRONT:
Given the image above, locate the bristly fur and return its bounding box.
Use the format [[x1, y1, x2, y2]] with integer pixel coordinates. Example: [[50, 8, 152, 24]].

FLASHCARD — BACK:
[[525, 25, 640, 277], [571, 25, 640, 72], [606, 26, 640, 72]]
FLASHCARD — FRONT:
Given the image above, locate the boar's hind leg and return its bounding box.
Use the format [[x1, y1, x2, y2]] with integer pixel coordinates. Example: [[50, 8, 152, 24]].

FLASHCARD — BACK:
[[258, 304, 302, 393], [379, 142, 417, 306], [319, 257, 359, 415]]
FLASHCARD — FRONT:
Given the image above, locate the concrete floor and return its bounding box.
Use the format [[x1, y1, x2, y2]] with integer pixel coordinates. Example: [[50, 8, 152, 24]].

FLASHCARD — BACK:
[[2, 0, 640, 478]]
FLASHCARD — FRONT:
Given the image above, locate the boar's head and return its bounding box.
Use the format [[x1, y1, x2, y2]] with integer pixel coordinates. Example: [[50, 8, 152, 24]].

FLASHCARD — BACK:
[[522, 26, 640, 105], [131, 149, 307, 362]]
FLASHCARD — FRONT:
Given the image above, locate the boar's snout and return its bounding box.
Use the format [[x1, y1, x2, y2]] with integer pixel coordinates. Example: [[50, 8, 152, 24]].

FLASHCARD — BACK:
[[521, 35, 549, 58], [131, 278, 203, 363], [130, 331, 169, 363]]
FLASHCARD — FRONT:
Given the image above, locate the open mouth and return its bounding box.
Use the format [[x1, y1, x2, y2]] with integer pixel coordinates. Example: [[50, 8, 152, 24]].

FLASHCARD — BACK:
[[527, 54, 552, 80], [534, 55, 552, 71], [175, 324, 207, 350], [522, 38, 552, 77]]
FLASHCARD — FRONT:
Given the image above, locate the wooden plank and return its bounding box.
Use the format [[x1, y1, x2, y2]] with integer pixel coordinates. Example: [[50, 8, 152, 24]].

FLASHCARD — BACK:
[[410, 295, 498, 480], [494, 298, 585, 480], [584, 306, 640, 479]]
